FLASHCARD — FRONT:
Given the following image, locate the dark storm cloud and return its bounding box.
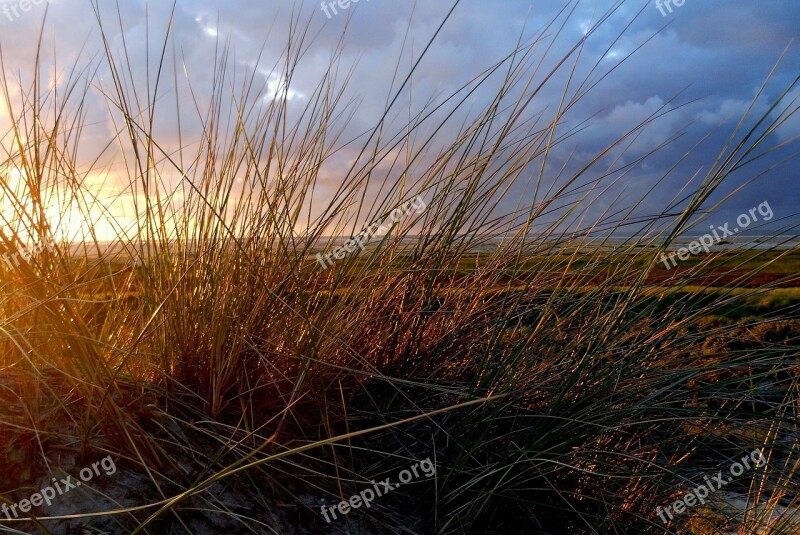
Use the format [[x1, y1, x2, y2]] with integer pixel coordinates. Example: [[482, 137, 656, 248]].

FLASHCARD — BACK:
[[0, 0, 797, 233]]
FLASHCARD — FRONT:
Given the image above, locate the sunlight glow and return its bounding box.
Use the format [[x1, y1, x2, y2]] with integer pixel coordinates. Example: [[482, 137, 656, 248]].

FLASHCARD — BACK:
[[0, 168, 139, 243]]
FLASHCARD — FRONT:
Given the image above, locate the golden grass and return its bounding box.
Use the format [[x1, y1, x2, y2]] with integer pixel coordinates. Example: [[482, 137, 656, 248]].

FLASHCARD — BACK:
[[0, 2, 797, 533]]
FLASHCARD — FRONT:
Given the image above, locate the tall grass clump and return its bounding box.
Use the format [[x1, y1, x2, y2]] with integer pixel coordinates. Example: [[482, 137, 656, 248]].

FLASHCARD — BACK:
[[0, 1, 798, 533]]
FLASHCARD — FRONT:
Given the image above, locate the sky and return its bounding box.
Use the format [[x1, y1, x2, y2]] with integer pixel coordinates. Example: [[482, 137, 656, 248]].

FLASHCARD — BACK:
[[0, 0, 798, 241]]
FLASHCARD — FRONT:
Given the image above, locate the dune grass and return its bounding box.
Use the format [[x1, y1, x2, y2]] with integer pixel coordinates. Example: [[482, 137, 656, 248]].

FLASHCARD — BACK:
[[0, 1, 798, 533]]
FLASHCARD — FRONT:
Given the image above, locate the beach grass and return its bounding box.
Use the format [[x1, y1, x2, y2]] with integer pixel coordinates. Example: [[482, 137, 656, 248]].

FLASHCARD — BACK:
[[0, 2, 797, 533]]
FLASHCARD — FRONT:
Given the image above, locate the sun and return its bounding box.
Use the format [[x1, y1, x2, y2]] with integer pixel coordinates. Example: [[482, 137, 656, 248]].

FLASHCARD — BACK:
[[0, 167, 139, 244]]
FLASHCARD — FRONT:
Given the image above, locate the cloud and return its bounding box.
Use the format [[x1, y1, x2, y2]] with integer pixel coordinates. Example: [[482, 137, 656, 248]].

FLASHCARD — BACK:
[[0, 0, 794, 232], [771, 88, 800, 142]]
